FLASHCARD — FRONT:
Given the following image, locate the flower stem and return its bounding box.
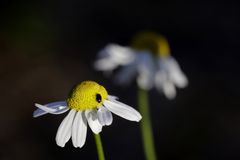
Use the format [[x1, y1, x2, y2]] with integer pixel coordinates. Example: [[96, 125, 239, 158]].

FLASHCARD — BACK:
[[94, 134, 105, 160], [138, 88, 157, 160]]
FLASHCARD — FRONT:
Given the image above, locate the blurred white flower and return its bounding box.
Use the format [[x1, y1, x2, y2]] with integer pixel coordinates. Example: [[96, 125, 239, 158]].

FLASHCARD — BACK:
[[33, 81, 142, 148], [94, 32, 188, 99]]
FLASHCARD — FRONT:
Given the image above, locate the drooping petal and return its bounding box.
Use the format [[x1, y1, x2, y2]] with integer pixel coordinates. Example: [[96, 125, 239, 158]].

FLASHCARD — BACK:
[[71, 111, 87, 148], [136, 52, 155, 90], [104, 99, 142, 122], [160, 56, 188, 88], [97, 106, 113, 126], [33, 101, 69, 117], [56, 109, 76, 147], [170, 70, 188, 88], [155, 70, 176, 99], [85, 110, 102, 134], [154, 70, 166, 88], [155, 70, 167, 89], [162, 81, 176, 100]]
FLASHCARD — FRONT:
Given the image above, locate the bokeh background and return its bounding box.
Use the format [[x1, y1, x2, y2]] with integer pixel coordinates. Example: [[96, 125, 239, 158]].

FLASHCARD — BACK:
[[0, 0, 240, 160]]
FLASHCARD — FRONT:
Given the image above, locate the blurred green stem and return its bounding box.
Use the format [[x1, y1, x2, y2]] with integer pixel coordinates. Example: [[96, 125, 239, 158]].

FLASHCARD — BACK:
[[138, 88, 157, 160], [94, 134, 105, 160]]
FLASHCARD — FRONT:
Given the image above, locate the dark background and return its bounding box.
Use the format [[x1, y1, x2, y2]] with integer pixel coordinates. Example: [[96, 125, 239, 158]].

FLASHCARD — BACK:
[[0, 0, 240, 160]]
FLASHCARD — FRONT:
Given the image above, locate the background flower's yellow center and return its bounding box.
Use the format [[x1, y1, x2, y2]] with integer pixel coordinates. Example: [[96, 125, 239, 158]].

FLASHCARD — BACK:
[[67, 81, 108, 111], [131, 32, 171, 57]]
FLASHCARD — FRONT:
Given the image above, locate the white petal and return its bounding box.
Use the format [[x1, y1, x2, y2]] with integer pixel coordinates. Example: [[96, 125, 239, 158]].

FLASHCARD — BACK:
[[154, 70, 166, 87], [33, 108, 69, 118], [109, 45, 135, 65], [33, 101, 68, 117], [162, 81, 176, 100], [169, 70, 188, 88], [94, 58, 119, 71], [94, 44, 136, 72], [136, 52, 155, 90], [161, 56, 188, 88], [104, 99, 142, 122], [97, 106, 113, 126], [85, 110, 102, 134], [35, 103, 57, 113], [155, 68, 176, 99], [45, 101, 67, 108], [71, 111, 87, 148], [55, 109, 76, 147], [105, 44, 135, 64]]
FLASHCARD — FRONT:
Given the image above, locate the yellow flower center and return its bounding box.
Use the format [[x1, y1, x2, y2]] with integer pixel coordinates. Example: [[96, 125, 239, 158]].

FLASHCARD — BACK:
[[131, 32, 170, 57], [67, 81, 108, 111]]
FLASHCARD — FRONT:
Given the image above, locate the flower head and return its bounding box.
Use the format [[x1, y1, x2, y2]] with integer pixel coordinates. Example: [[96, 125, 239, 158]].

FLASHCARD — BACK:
[[94, 32, 188, 99], [33, 81, 142, 148]]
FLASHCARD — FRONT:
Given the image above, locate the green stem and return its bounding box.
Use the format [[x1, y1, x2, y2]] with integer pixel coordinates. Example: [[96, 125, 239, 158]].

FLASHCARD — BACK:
[[138, 88, 157, 160], [94, 134, 105, 160]]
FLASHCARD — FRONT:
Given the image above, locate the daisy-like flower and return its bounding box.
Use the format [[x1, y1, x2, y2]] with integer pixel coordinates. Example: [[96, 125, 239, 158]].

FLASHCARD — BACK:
[[33, 81, 142, 148], [94, 32, 188, 99]]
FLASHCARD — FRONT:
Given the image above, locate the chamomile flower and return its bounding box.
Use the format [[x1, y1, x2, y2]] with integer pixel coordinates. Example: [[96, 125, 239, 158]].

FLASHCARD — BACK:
[[33, 81, 142, 148], [94, 32, 188, 99]]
